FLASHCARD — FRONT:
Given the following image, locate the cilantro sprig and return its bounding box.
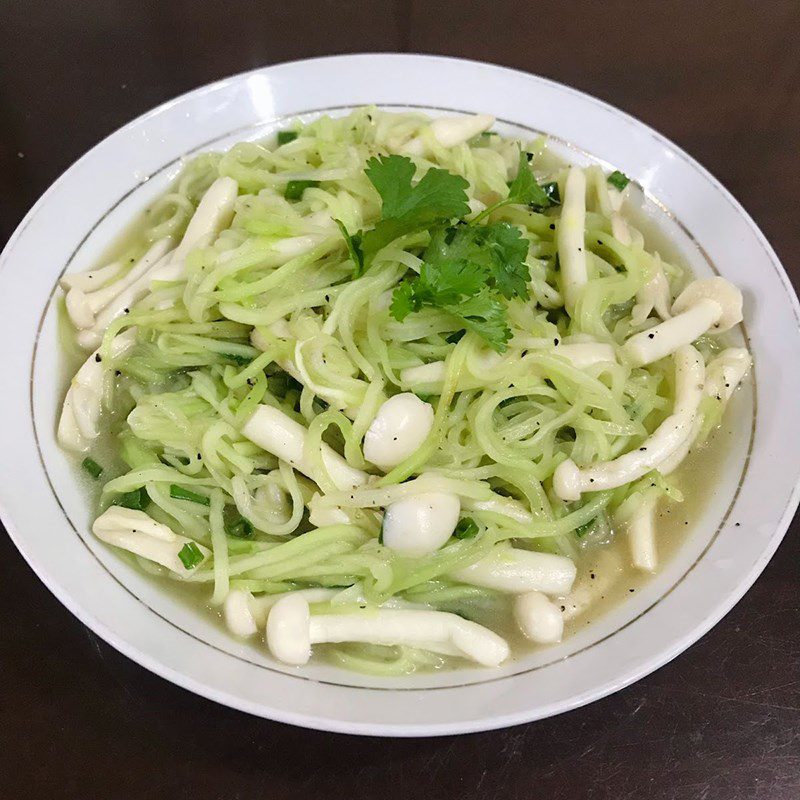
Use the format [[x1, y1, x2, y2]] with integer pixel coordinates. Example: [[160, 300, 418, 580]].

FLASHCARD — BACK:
[[335, 154, 470, 277], [471, 151, 562, 225], [341, 153, 541, 352], [389, 221, 531, 352]]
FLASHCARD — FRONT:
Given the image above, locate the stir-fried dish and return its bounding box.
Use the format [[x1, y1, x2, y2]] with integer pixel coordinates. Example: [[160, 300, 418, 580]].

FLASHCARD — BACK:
[[57, 109, 751, 673]]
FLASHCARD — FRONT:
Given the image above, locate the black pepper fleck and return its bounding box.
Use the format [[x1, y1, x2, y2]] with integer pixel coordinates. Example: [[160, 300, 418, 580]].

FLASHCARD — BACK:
[[94, 354, 102, 363], [648, 333, 655, 339], [549, 223, 555, 230]]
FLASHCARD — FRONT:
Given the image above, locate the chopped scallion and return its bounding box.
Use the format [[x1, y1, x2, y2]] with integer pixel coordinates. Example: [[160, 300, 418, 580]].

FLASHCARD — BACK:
[[82, 457, 103, 479], [453, 517, 479, 539], [170, 485, 211, 506], [177, 541, 204, 570], [277, 130, 298, 145], [114, 487, 148, 511], [607, 170, 630, 191], [224, 506, 254, 538]]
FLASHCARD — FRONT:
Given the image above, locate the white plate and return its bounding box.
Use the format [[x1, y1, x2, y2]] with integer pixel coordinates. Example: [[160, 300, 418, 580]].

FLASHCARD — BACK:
[[1, 54, 798, 736]]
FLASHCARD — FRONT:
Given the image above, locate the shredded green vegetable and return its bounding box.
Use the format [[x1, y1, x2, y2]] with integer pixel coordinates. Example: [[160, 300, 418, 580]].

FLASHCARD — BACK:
[[57, 108, 747, 675]]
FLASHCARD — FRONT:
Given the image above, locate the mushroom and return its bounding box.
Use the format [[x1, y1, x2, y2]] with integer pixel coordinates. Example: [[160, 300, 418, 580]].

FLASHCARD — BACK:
[[92, 507, 209, 575], [631, 254, 672, 326], [561, 547, 623, 622], [553, 345, 705, 501], [381, 492, 461, 557], [266, 594, 509, 667], [363, 393, 434, 471], [449, 546, 577, 596], [704, 347, 752, 404], [60, 259, 125, 292], [402, 113, 495, 154], [224, 587, 338, 637], [148, 176, 239, 282], [513, 591, 564, 643], [657, 346, 752, 475], [57, 328, 138, 452], [557, 166, 588, 314], [623, 277, 743, 366], [551, 342, 617, 368], [618, 492, 659, 572], [241, 405, 368, 491], [65, 238, 173, 335]]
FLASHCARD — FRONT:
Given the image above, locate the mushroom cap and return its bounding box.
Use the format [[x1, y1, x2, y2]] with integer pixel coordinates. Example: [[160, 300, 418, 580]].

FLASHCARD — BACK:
[[266, 594, 311, 665], [363, 393, 434, 472], [223, 589, 258, 638], [513, 591, 564, 644], [381, 491, 461, 557], [552, 458, 582, 502], [672, 277, 743, 332]]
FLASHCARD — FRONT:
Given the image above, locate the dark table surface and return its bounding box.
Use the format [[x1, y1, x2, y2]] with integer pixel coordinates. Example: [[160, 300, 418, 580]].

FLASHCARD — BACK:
[[1, 2, 799, 798]]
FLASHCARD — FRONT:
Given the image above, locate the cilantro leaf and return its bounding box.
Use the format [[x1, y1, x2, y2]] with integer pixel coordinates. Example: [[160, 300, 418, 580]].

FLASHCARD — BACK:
[[471, 151, 557, 222], [506, 150, 550, 208], [361, 155, 470, 259], [455, 291, 512, 351], [365, 155, 470, 220], [426, 222, 530, 301], [334, 219, 364, 277], [389, 260, 513, 352], [389, 281, 418, 322], [390, 260, 486, 321]]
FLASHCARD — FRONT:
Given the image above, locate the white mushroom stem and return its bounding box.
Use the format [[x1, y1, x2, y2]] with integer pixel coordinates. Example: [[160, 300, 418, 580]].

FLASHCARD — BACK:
[[553, 345, 705, 501], [266, 594, 509, 667], [450, 546, 577, 596], [241, 405, 367, 491], [513, 591, 564, 644], [623, 277, 743, 366], [75, 249, 175, 350], [57, 329, 138, 452], [552, 342, 617, 368], [431, 113, 495, 147], [620, 492, 659, 572], [224, 587, 427, 638], [149, 176, 239, 282], [705, 347, 752, 404], [561, 548, 623, 622], [224, 587, 338, 637], [60, 259, 125, 292], [93, 507, 209, 575], [658, 346, 752, 475], [363, 393, 434, 471], [631, 255, 672, 326], [66, 238, 173, 333], [403, 113, 495, 154], [381, 492, 461, 557], [557, 167, 588, 314]]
